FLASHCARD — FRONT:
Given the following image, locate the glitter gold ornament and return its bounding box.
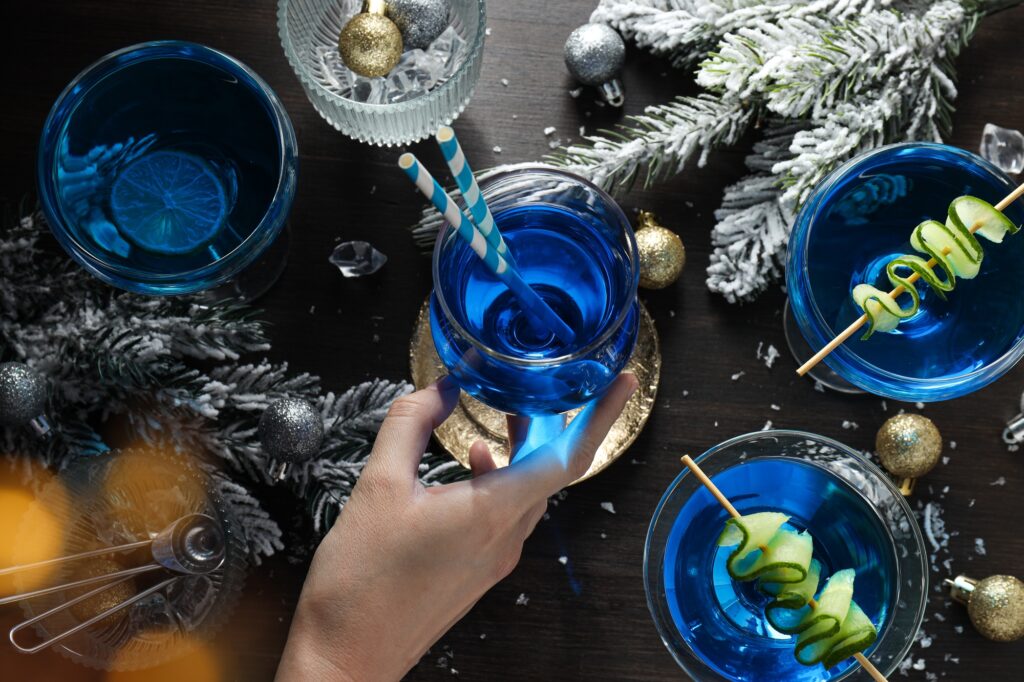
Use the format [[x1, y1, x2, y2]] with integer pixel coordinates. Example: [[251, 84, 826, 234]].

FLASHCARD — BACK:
[[635, 211, 685, 290], [69, 557, 136, 627], [875, 413, 941, 495], [339, 0, 403, 78], [946, 574, 1024, 642]]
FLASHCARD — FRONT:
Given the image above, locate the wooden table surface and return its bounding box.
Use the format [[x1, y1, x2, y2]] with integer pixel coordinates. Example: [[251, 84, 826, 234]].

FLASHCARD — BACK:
[[2, 1, 1024, 680]]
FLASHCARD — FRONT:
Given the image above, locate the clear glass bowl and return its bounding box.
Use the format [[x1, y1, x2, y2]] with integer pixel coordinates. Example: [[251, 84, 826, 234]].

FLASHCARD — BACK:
[[278, 0, 486, 146], [644, 431, 928, 681]]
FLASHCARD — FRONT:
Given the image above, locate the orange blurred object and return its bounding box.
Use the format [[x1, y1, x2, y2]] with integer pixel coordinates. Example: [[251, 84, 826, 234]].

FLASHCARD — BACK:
[[104, 638, 223, 682]]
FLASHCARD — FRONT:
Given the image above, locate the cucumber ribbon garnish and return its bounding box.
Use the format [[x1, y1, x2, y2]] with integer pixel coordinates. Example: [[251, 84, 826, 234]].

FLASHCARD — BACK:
[[853, 195, 1019, 339], [718, 512, 879, 669]]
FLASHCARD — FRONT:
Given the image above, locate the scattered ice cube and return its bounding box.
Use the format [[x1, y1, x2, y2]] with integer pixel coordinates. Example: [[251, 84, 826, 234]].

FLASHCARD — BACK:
[[600, 501, 616, 514], [330, 241, 387, 277], [980, 123, 1024, 174]]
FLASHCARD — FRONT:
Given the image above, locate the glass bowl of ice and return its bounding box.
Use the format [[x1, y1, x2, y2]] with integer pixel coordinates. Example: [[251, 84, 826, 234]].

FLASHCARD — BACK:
[[278, 0, 486, 146]]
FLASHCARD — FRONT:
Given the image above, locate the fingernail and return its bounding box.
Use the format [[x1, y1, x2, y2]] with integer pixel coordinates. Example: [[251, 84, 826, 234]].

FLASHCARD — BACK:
[[432, 375, 458, 393], [623, 371, 639, 393]]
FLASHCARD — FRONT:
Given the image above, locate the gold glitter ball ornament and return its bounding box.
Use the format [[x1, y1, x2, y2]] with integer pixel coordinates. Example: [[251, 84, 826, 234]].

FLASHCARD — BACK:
[[338, 0, 403, 78], [875, 413, 942, 478], [635, 211, 685, 290], [948, 574, 1024, 642]]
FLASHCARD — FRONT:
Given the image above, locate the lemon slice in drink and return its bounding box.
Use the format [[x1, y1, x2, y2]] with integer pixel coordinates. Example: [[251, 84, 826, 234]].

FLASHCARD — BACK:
[[110, 150, 227, 255]]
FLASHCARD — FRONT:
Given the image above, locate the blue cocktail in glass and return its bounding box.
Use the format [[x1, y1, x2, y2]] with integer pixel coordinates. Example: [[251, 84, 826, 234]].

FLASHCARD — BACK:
[[38, 41, 298, 297], [787, 143, 1024, 401], [645, 431, 928, 681], [430, 168, 639, 452]]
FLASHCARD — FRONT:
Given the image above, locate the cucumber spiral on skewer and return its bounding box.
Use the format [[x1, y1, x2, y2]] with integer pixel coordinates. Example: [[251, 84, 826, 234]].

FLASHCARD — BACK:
[[718, 512, 879, 669], [853, 196, 1020, 339]]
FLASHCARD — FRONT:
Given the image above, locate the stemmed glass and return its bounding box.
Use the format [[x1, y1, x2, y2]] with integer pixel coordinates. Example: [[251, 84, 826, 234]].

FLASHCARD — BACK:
[[37, 41, 298, 299], [785, 143, 1024, 400], [430, 168, 640, 458]]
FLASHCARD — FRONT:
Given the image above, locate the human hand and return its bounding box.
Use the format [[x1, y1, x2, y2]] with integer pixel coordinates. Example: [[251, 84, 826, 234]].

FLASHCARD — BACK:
[[276, 372, 638, 682]]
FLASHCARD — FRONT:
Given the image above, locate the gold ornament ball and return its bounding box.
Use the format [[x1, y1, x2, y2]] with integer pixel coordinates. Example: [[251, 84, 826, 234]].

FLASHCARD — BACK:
[[635, 212, 685, 290], [338, 13, 403, 78], [875, 413, 942, 478], [70, 557, 136, 627], [968, 575, 1024, 642]]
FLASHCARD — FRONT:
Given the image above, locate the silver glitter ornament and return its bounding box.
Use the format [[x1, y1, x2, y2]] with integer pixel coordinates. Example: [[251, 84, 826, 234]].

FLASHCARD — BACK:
[[259, 398, 324, 480], [0, 362, 50, 435], [386, 0, 451, 50], [564, 23, 625, 107]]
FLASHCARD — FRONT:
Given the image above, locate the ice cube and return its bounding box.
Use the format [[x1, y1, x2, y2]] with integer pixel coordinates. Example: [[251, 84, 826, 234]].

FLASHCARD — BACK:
[[330, 241, 387, 277], [980, 123, 1024, 174]]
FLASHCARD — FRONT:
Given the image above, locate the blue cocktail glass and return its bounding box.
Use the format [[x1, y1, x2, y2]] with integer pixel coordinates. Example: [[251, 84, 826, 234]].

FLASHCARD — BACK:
[[38, 41, 298, 297], [786, 143, 1024, 401], [430, 168, 639, 456], [644, 431, 928, 681]]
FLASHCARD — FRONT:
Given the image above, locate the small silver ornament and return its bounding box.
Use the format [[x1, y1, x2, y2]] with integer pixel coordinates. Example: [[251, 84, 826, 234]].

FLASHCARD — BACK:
[[0, 362, 50, 436], [259, 398, 324, 480], [386, 0, 451, 50], [564, 23, 626, 107]]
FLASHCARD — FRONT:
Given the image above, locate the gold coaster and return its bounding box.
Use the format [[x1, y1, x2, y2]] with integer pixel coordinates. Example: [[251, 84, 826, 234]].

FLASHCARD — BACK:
[[409, 299, 661, 483]]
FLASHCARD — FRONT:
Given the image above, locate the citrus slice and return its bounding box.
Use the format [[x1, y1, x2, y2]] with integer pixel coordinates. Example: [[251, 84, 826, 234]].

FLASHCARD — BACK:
[[110, 150, 227, 255]]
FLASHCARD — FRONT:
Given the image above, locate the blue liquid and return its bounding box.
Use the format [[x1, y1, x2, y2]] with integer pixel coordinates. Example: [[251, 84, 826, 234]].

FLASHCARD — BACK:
[[431, 203, 638, 415], [804, 145, 1024, 379], [664, 459, 896, 682], [49, 50, 282, 276]]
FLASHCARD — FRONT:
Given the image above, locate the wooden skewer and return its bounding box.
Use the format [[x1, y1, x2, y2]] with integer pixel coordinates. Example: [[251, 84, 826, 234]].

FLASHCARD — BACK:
[[795, 180, 1024, 378], [680, 455, 889, 682]]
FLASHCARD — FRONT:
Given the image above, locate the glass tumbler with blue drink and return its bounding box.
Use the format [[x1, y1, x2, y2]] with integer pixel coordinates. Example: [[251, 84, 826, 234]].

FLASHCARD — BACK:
[[429, 167, 640, 458], [37, 41, 298, 297]]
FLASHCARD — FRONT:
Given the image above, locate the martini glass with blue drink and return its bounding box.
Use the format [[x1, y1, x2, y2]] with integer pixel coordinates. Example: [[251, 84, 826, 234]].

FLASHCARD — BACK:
[[786, 143, 1024, 400], [38, 41, 298, 298], [403, 143, 639, 460], [645, 431, 928, 681]]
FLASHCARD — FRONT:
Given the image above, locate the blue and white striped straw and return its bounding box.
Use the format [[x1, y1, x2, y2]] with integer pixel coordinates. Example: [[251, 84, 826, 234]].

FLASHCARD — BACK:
[[399, 153, 575, 345], [435, 126, 514, 265]]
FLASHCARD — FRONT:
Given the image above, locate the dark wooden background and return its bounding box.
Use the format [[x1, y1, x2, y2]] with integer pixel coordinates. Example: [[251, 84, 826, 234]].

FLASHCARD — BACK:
[[2, 1, 1023, 680]]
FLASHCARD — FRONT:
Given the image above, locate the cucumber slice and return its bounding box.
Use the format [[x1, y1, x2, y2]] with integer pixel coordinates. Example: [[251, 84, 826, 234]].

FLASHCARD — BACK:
[[718, 513, 811, 582], [795, 569, 855, 666], [820, 600, 879, 670], [915, 218, 982, 280], [852, 284, 907, 339], [763, 559, 823, 634], [949, 195, 1019, 244]]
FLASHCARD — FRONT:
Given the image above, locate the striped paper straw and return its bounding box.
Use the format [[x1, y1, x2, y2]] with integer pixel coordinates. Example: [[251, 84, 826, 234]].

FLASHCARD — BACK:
[[435, 126, 515, 265], [399, 153, 575, 345]]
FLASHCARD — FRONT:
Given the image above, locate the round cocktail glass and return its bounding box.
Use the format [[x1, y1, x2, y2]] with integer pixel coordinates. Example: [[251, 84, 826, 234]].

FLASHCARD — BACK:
[[38, 41, 298, 297], [786, 143, 1024, 401], [430, 168, 639, 453], [644, 430, 927, 682]]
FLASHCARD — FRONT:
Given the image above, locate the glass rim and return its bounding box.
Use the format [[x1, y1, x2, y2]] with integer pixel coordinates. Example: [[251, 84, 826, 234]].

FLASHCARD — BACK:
[[642, 429, 928, 680], [430, 165, 640, 367], [277, 0, 487, 113], [36, 40, 298, 293], [786, 142, 1024, 400]]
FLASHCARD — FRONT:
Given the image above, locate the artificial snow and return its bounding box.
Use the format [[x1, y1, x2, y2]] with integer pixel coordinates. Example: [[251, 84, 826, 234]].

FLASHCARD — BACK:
[[600, 502, 616, 514]]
